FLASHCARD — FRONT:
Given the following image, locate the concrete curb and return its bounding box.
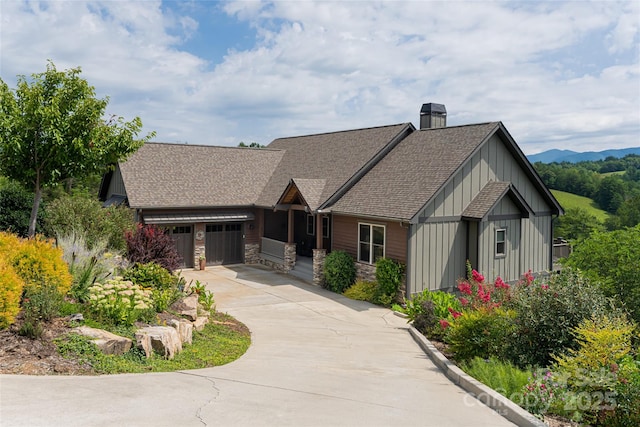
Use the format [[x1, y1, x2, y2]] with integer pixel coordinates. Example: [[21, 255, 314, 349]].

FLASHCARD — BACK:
[[408, 326, 546, 427]]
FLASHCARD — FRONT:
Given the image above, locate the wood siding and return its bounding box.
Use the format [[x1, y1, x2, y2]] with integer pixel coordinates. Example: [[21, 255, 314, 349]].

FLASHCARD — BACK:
[[106, 166, 126, 198], [332, 215, 407, 263], [408, 133, 555, 293]]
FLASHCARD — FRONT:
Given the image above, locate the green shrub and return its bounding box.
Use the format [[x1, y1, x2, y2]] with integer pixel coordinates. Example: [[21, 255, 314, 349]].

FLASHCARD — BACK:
[[123, 262, 181, 290], [88, 278, 155, 326], [446, 307, 516, 361], [0, 181, 44, 237], [460, 357, 531, 400], [323, 250, 356, 293], [505, 268, 615, 368], [45, 193, 134, 252], [19, 284, 65, 338], [605, 360, 640, 427], [405, 289, 462, 321], [343, 280, 377, 302], [0, 258, 24, 329], [374, 258, 404, 305]]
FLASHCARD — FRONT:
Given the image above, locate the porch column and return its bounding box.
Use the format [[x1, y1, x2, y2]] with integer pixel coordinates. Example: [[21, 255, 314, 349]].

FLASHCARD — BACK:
[[315, 213, 323, 249], [287, 209, 294, 243]]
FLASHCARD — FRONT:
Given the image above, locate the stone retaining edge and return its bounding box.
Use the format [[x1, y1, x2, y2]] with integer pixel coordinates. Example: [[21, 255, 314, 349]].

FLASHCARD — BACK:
[[408, 326, 546, 427]]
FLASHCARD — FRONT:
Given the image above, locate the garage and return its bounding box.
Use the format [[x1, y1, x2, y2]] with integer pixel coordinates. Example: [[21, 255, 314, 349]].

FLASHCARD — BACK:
[[205, 223, 244, 265], [167, 225, 194, 268]]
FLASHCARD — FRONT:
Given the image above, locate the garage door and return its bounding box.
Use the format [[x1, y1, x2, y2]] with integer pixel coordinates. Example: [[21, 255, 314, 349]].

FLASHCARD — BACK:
[[205, 223, 243, 265], [168, 225, 194, 268]]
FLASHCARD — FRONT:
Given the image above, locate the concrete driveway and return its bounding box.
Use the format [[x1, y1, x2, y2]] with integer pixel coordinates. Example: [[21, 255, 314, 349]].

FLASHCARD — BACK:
[[0, 265, 514, 427]]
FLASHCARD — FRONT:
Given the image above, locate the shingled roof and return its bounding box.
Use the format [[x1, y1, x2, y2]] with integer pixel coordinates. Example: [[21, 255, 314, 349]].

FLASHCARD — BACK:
[[330, 122, 501, 221], [255, 123, 413, 208], [461, 181, 533, 221], [119, 143, 284, 209]]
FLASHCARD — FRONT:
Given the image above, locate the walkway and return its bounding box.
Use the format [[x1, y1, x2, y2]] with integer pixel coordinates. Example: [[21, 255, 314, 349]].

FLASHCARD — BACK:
[[0, 265, 514, 427]]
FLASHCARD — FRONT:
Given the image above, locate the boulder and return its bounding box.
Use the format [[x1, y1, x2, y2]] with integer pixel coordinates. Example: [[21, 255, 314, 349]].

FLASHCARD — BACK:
[[192, 316, 209, 332], [168, 319, 193, 345], [171, 294, 199, 321], [135, 326, 182, 359], [72, 326, 132, 356]]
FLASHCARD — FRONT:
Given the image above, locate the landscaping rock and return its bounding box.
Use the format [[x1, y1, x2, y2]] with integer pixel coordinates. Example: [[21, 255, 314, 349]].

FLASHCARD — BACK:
[[135, 326, 182, 359], [192, 316, 209, 332], [171, 295, 199, 321], [168, 319, 193, 345], [72, 326, 132, 356]]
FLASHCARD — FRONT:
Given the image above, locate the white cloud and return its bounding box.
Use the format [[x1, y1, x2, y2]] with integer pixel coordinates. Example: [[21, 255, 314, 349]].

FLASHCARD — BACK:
[[0, 0, 638, 153]]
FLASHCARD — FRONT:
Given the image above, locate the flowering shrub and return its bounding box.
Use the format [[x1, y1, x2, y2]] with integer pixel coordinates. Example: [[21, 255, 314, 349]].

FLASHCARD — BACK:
[[505, 268, 614, 368], [88, 278, 154, 326], [520, 369, 565, 417], [11, 236, 72, 296], [457, 262, 511, 311], [0, 258, 24, 329]]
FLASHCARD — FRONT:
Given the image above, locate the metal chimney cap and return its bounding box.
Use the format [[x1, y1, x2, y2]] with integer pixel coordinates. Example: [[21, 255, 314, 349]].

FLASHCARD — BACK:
[[420, 103, 447, 115]]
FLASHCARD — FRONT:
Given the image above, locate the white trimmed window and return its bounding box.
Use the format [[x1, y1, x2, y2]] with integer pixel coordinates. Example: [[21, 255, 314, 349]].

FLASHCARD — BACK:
[[496, 228, 506, 257], [358, 223, 385, 264]]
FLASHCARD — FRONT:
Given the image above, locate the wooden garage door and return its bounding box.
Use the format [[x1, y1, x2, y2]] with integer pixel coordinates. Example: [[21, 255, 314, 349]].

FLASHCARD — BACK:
[[168, 225, 194, 268], [205, 223, 244, 265]]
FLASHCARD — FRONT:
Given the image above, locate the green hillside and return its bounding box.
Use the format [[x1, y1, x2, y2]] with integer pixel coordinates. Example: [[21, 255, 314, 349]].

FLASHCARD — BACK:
[[551, 190, 609, 222]]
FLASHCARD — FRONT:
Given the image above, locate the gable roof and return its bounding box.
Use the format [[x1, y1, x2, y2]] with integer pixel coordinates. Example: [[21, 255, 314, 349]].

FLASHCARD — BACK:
[[118, 143, 284, 209], [256, 123, 413, 208], [276, 178, 327, 211], [330, 122, 501, 221], [462, 181, 533, 221]]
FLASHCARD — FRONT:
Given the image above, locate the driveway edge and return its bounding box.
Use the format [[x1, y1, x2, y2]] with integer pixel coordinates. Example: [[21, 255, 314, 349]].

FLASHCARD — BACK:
[[408, 326, 546, 427]]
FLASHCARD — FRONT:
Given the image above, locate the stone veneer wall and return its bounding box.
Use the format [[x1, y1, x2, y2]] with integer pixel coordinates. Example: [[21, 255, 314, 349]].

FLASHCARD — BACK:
[[194, 223, 206, 270], [283, 243, 296, 273], [244, 243, 260, 264], [355, 262, 376, 283], [312, 249, 326, 287]]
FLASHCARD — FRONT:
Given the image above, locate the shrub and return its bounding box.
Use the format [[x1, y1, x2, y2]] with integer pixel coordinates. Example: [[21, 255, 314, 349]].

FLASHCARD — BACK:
[[374, 258, 404, 305], [343, 280, 377, 302], [125, 224, 181, 272], [405, 289, 462, 321], [123, 262, 182, 290], [0, 258, 24, 329], [323, 250, 356, 293], [0, 181, 43, 237], [564, 225, 640, 324], [460, 357, 531, 401], [45, 193, 135, 252], [446, 307, 516, 361], [605, 360, 640, 427], [20, 284, 65, 338], [11, 236, 72, 296], [457, 262, 511, 311], [551, 315, 636, 425], [88, 278, 154, 326], [505, 268, 615, 368]]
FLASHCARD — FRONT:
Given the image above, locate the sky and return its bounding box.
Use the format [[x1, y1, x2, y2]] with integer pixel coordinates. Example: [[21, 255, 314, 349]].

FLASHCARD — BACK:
[[0, 0, 639, 155]]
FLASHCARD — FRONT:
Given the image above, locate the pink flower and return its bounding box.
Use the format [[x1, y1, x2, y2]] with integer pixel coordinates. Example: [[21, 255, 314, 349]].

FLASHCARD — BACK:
[[458, 282, 472, 295], [448, 307, 462, 319], [541, 284, 549, 290], [494, 277, 510, 289], [524, 269, 534, 285], [472, 270, 485, 283], [439, 319, 450, 329], [477, 284, 491, 303], [459, 297, 469, 306]]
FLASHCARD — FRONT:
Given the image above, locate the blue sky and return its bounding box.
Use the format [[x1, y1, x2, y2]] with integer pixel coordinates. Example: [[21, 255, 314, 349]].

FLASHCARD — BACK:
[[1, 0, 638, 154]]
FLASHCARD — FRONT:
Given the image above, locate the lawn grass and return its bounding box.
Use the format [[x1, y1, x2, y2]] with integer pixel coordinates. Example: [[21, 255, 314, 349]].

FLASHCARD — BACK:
[[551, 190, 609, 222], [55, 312, 251, 374]]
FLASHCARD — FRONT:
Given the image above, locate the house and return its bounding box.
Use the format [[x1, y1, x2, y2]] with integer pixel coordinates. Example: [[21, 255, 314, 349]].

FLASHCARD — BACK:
[[100, 103, 563, 295]]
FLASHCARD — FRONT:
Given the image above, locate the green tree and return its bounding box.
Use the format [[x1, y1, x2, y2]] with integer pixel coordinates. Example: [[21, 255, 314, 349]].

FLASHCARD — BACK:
[[554, 207, 604, 241], [0, 180, 43, 237], [616, 195, 640, 228], [564, 225, 640, 323], [595, 175, 625, 213], [0, 61, 153, 237], [238, 142, 265, 148]]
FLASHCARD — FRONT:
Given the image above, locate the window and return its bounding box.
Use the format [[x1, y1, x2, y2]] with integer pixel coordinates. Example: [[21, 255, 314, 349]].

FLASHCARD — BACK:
[[358, 223, 385, 264], [496, 228, 506, 256], [306, 215, 315, 235], [322, 216, 330, 238]]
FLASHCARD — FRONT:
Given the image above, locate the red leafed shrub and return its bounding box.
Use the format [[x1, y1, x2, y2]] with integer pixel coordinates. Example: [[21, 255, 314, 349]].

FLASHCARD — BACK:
[[125, 224, 181, 272]]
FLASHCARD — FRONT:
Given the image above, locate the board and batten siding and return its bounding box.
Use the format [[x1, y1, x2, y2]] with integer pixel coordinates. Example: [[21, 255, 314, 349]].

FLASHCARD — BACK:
[[332, 215, 407, 263], [106, 166, 126, 199], [408, 133, 555, 294]]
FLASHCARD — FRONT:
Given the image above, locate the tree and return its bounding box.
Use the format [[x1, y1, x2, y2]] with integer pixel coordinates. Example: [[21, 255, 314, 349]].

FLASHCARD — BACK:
[[595, 175, 625, 213], [0, 180, 42, 237], [564, 225, 640, 323], [0, 61, 153, 237], [238, 142, 265, 148], [554, 207, 604, 242]]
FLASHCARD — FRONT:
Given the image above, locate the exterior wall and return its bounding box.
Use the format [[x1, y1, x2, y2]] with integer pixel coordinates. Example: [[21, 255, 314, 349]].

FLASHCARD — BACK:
[[408, 133, 555, 294], [245, 243, 260, 264], [407, 221, 467, 293], [332, 215, 407, 262], [106, 166, 126, 198], [194, 223, 205, 270], [477, 218, 521, 283]]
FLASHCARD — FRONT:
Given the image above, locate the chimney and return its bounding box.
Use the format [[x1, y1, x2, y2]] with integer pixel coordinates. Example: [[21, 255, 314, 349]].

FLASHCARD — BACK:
[[420, 103, 447, 129]]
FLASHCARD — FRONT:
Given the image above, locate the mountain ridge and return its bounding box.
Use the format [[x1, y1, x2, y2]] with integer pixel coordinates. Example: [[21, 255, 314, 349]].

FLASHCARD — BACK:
[[528, 147, 640, 164]]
